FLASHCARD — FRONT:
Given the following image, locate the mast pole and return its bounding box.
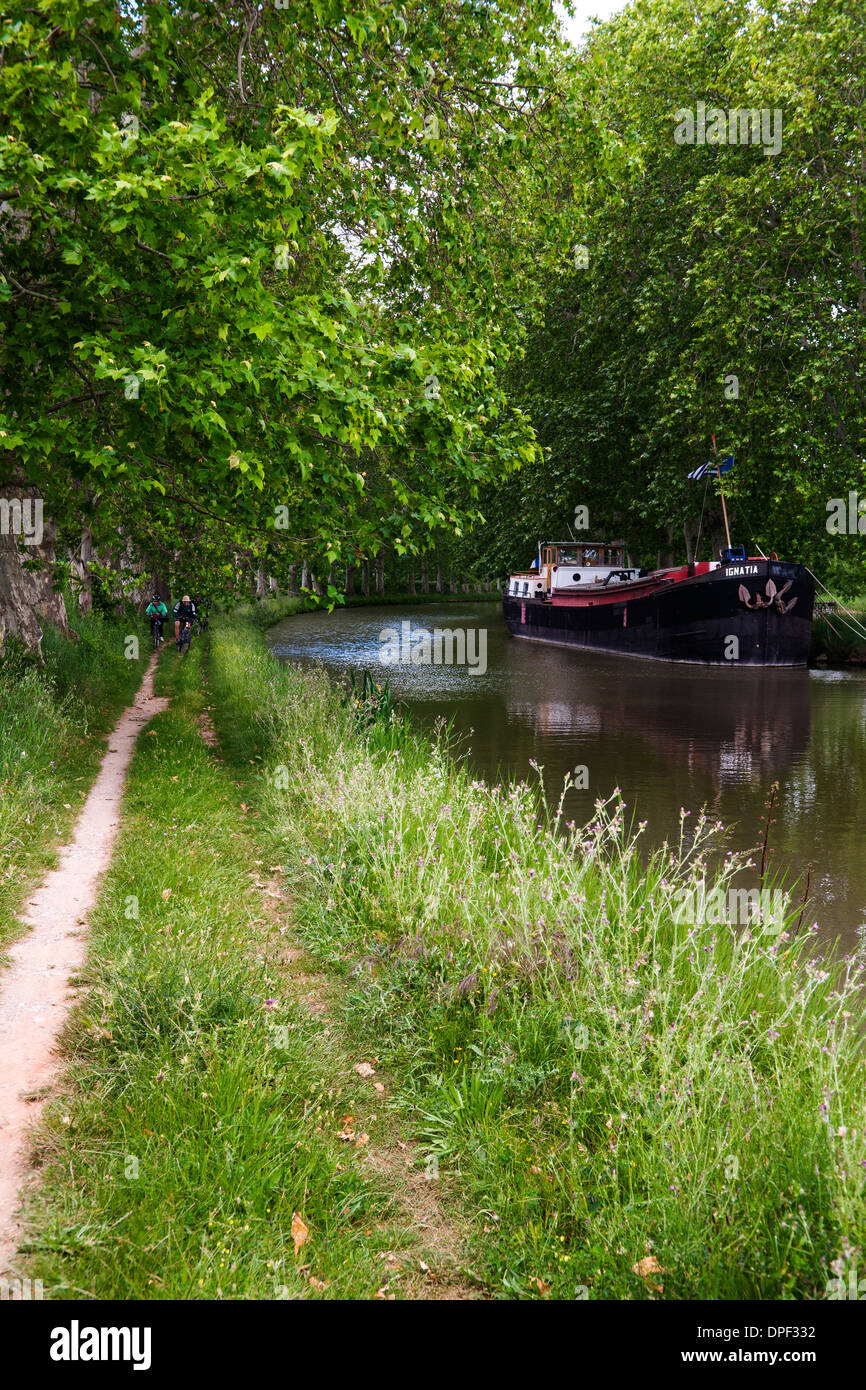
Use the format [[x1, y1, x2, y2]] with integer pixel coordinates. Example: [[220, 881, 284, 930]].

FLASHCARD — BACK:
[[712, 433, 732, 551]]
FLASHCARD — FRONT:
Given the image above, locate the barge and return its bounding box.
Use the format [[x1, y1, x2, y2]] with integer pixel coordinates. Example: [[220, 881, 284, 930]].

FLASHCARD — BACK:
[[503, 540, 815, 666]]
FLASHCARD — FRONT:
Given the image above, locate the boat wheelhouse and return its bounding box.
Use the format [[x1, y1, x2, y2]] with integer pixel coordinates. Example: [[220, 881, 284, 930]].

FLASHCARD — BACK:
[[507, 540, 646, 599]]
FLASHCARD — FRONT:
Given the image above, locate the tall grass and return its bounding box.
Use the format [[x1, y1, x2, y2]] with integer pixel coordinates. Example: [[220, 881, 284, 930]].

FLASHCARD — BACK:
[[0, 608, 143, 949], [811, 611, 866, 665], [207, 619, 866, 1300]]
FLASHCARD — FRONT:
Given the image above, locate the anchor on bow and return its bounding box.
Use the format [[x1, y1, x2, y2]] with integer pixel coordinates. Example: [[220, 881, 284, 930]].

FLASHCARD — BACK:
[[738, 578, 798, 615]]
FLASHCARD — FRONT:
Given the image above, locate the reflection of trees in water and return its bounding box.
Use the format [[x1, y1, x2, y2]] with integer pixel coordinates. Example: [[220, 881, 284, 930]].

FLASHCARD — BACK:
[[508, 672, 813, 796], [508, 699, 602, 737], [772, 682, 866, 932]]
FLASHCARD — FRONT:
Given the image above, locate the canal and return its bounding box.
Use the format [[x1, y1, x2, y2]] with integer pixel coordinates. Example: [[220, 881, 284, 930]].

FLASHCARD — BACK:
[[268, 600, 866, 951]]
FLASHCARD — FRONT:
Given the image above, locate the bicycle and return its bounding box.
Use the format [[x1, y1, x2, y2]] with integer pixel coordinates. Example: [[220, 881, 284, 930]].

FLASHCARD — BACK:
[[177, 618, 193, 654], [150, 617, 164, 650]]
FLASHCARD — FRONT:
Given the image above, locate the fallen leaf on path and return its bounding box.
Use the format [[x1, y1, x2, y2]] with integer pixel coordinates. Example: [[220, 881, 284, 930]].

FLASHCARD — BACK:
[[354, 1061, 376, 1079], [161, 888, 173, 900], [291, 1212, 309, 1257], [530, 1276, 551, 1296], [374, 1287, 396, 1301], [354, 1133, 369, 1148], [336, 1130, 356, 1142], [308, 1276, 329, 1291], [374, 1082, 385, 1095]]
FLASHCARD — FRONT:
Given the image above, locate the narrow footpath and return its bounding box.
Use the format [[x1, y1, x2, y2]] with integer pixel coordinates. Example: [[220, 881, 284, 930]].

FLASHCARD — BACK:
[[0, 653, 168, 1277]]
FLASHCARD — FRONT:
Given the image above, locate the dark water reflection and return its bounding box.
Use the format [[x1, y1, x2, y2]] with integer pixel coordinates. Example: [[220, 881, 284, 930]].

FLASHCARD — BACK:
[[268, 602, 866, 951]]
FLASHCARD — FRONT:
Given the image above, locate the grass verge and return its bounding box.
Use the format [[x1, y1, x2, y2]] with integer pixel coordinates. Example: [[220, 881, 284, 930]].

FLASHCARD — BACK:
[[200, 616, 866, 1301]]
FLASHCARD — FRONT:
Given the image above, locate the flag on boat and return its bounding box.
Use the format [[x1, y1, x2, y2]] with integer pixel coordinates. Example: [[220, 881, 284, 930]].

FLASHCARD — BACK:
[[688, 455, 734, 481]]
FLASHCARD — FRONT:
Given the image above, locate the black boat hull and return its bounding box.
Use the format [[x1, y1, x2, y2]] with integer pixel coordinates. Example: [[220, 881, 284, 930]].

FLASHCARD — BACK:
[[503, 561, 815, 666]]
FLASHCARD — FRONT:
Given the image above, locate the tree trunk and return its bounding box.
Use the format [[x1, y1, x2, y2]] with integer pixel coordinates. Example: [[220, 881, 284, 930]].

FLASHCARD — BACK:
[[360, 560, 369, 596], [374, 550, 385, 597], [150, 572, 171, 605], [300, 560, 310, 592], [683, 519, 695, 565], [287, 563, 299, 595], [435, 563, 443, 594], [420, 555, 429, 594], [0, 484, 69, 655], [407, 565, 416, 596], [345, 563, 355, 597], [255, 566, 267, 597], [661, 522, 675, 569], [72, 527, 93, 613]]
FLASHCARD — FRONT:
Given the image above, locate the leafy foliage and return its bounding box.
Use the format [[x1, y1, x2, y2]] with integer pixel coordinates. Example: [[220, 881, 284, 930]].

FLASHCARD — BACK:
[[1, 0, 575, 588], [463, 0, 866, 589]]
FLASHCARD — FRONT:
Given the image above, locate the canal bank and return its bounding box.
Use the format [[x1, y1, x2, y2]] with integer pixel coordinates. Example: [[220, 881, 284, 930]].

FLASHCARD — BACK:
[[266, 598, 866, 952], [210, 616, 865, 1298]]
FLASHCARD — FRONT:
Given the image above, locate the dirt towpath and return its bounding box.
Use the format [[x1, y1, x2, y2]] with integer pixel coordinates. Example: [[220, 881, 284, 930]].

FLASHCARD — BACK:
[[0, 652, 168, 1277]]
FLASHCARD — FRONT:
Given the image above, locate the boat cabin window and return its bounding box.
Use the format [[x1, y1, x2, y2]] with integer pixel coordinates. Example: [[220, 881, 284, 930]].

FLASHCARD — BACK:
[[541, 543, 627, 567]]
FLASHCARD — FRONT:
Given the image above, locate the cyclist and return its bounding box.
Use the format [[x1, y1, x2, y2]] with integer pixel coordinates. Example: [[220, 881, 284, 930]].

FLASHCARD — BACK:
[[146, 593, 168, 645], [172, 594, 198, 648]]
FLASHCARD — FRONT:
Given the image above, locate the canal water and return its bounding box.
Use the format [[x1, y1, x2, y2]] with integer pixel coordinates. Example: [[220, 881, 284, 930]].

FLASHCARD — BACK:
[[268, 601, 866, 951]]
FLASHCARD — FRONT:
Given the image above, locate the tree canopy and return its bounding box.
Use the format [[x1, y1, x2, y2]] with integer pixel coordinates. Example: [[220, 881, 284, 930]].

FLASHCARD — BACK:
[[2, 0, 864, 633], [1, 0, 578, 603]]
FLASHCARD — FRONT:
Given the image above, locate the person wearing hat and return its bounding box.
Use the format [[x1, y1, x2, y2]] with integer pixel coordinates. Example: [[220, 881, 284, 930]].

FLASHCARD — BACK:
[[172, 593, 199, 644]]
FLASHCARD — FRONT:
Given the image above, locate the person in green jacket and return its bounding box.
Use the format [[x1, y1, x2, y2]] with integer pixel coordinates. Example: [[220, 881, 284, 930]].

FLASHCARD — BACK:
[[145, 593, 168, 644]]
